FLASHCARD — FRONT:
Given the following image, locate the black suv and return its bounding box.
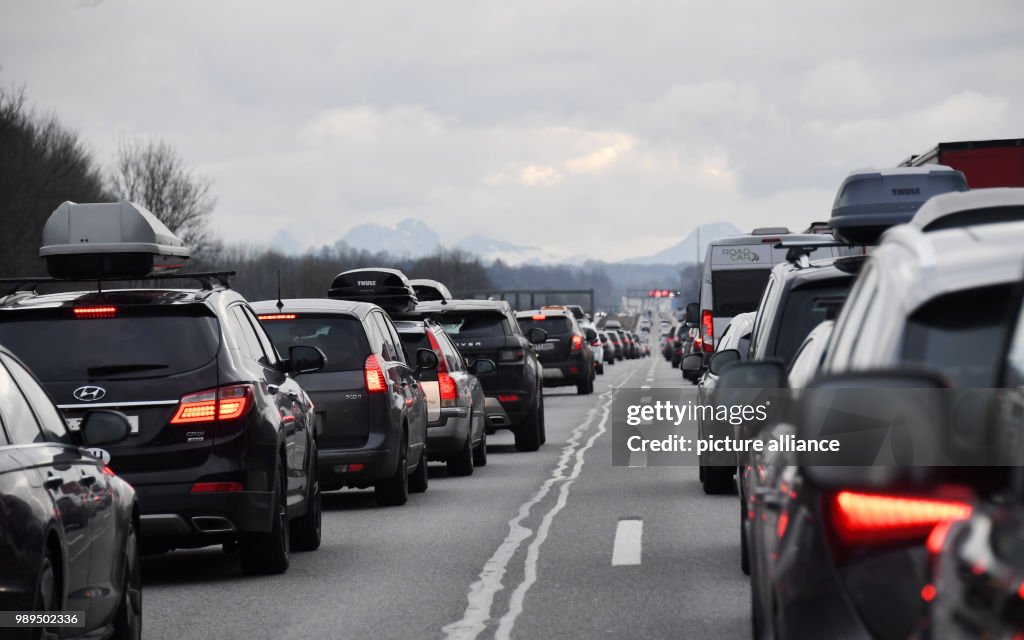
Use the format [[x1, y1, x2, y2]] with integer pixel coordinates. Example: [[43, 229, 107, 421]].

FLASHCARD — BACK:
[[416, 300, 547, 451], [0, 277, 326, 575], [516, 309, 595, 395]]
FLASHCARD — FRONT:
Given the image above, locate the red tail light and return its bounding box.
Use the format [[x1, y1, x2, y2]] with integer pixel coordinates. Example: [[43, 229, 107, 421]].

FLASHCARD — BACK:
[[829, 491, 972, 546], [256, 314, 297, 321], [170, 384, 254, 424], [532, 314, 546, 320], [190, 481, 244, 493], [591, 339, 600, 347], [365, 355, 387, 393], [701, 309, 714, 352], [438, 372, 458, 406], [500, 348, 525, 363], [74, 306, 117, 319], [497, 393, 520, 403], [571, 334, 583, 351], [426, 331, 449, 373]]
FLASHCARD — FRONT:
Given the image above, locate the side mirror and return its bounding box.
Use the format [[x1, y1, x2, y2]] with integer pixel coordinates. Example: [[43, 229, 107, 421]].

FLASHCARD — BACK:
[[685, 302, 700, 328], [681, 353, 704, 375], [416, 348, 439, 370], [469, 359, 496, 375], [288, 345, 327, 374], [527, 327, 549, 344], [584, 328, 598, 342], [80, 410, 131, 446], [708, 348, 741, 376]]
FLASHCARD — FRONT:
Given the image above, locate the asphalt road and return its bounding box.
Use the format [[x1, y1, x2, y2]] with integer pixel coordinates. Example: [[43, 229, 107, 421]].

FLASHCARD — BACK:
[[142, 345, 750, 639]]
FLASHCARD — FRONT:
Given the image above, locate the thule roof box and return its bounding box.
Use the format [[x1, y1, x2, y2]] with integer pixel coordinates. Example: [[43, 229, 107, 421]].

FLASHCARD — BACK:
[[40, 201, 190, 279], [829, 166, 968, 244], [409, 278, 452, 302], [328, 268, 418, 313]]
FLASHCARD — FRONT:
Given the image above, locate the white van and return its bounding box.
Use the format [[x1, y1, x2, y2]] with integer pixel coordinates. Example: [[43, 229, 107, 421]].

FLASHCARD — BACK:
[[696, 228, 839, 353]]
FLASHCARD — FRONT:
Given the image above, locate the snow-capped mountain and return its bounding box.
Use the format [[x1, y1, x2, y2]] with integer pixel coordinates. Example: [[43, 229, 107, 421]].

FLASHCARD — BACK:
[[622, 222, 743, 264], [342, 218, 441, 258], [454, 235, 582, 266]]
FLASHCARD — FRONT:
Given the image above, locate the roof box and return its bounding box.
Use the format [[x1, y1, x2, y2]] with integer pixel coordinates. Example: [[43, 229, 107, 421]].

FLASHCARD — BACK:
[[40, 201, 190, 279], [830, 166, 968, 244], [409, 278, 452, 302], [328, 268, 418, 313]]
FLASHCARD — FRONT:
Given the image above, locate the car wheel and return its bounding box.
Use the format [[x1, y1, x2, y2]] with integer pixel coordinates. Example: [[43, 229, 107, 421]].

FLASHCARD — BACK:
[[375, 434, 409, 506], [741, 516, 751, 576], [596, 362, 604, 375], [447, 434, 475, 476], [409, 447, 429, 493], [240, 458, 290, 575], [515, 394, 542, 452], [112, 519, 142, 640], [289, 440, 322, 551], [34, 545, 60, 640], [538, 393, 547, 445], [473, 429, 488, 467]]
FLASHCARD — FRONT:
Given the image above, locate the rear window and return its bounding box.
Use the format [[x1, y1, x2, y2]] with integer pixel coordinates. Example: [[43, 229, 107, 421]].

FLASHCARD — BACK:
[[261, 315, 370, 372], [0, 308, 220, 382], [712, 269, 771, 316], [398, 331, 430, 361], [436, 313, 508, 338], [517, 316, 572, 335], [773, 285, 850, 363], [902, 284, 1013, 387]]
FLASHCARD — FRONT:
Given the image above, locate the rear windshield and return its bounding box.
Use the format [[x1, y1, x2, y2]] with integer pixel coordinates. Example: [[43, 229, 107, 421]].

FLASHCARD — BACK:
[[901, 284, 1013, 387], [398, 331, 430, 362], [517, 316, 572, 335], [774, 285, 850, 363], [0, 309, 220, 382], [436, 313, 508, 338], [712, 269, 771, 316], [261, 315, 369, 372]]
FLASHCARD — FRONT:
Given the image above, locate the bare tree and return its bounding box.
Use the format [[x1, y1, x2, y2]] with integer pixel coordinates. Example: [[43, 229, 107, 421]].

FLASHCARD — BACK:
[[108, 138, 218, 256]]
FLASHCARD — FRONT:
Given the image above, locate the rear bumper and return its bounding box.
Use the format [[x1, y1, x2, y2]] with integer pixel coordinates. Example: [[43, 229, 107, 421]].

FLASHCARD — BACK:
[[539, 357, 589, 386], [483, 396, 530, 432], [319, 447, 395, 489], [426, 410, 472, 458], [135, 484, 275, 543]]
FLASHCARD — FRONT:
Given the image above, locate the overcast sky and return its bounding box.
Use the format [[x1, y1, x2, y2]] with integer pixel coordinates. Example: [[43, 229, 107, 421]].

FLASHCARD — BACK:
[[1, 0, 1022, 261]]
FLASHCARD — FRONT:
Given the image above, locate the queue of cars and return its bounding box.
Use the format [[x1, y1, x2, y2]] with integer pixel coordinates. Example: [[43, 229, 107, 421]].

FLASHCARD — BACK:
[[681, 166, 1024, 638]]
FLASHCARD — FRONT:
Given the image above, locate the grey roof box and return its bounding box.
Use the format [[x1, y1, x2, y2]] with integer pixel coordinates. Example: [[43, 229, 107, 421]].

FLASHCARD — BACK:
[[40, 200, 190, 279], [328, 267, 418, 314], [909, 188, 1024, 232], [409, 278, 452, 302], [830, 166, 968, 244]]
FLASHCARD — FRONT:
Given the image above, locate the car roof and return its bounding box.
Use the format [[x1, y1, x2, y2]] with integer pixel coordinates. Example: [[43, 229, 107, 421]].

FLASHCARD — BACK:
[[249, 298, 377, 317], [768, 255, 865, 290], [517, 309, 572, 317], [0, 287, 234, 311], [910, 188, 1024, 231], [416, 299, 511, 313], [708, 232, 828, 247]]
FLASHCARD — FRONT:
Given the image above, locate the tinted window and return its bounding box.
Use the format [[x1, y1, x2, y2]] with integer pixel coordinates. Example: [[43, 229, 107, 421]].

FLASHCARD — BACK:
[[437, 313, 508, 338], [517, 316, 572, 335], [242, 307, 279, 366], [437, 331, 465, 371], [398, 330, 431, 363], [712, 269, 771, 316], [2, 354, 67, 443], [231, 307, 267, 363], [262, 315, 370, 372], [381, 315, 408, 365], [1006, 295, 1024, 388], [773, 285, 850, 363], [0, 309, 220, 382], [0, 361, 44, 445], [902, 284, 1013, 387], [370, 312, 399, 362]]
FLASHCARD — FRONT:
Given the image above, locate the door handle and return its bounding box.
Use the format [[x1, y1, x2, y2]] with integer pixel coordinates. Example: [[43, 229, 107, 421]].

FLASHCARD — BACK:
[[268, 384, 280, 394], [44, 474, 63, 491]]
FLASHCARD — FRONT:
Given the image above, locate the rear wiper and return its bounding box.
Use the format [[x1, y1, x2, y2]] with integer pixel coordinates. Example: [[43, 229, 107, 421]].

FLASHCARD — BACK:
[[87, 363, 169, 376]]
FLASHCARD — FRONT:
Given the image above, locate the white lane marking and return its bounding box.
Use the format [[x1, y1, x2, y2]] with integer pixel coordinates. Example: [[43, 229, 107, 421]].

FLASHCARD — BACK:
[[442, 364, 638, 640], [640, 385, 650, 390], [628, 395, 652, 468], [611, 519, 643, 566]]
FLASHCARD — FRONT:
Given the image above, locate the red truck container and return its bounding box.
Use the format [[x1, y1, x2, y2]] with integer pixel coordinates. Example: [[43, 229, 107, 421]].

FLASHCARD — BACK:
[[899, 138, 1024, 188]]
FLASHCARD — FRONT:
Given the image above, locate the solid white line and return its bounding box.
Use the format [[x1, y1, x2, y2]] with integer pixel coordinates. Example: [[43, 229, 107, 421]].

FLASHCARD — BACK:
[[640, 385, 650, 390], [611, 519, 643, 566], [441, 365, 637, 640]]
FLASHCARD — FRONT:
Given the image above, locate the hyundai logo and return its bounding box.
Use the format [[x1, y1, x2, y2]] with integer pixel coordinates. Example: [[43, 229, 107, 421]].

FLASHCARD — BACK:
[[73, 386, 106, 402]]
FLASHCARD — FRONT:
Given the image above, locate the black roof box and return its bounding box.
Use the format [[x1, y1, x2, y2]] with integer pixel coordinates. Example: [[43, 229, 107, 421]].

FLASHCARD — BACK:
[[39, 201, 190, 279], [830, 166, 968, 244], [410, 278, 452, 302], [328, 268, 418, 313]]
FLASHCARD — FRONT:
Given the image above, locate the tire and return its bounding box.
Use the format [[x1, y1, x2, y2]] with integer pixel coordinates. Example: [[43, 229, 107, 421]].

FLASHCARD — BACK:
[[515, 394, 543, 452], [112, 520, 142, 640], [741, 516, 751, 576], [701, 466, 734, 495], [596, 363, 604, 375], [473, 429, 488, 467], [33, 544, 60, 640], [447, 434, 475, 477], [290, 441, 322, 552], [240, 459, 290, 575], [375, 435, 409, 506], [576, 372, 593, 395], [538, 394, 547, 445], [409, 447, 429, 493]]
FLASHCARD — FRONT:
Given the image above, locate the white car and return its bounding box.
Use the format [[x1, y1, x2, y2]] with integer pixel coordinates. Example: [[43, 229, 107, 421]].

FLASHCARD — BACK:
[[580, 321, 604, 375]]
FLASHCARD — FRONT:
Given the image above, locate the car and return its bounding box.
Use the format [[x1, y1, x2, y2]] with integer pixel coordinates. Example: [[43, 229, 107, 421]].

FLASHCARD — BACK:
[[542, 304, 586, 322], [394, 318, 491, 475], [417, 299, 547, 451], [581, 323, 605, 375], [0, 346, 141, 639], [597, 331, 616, 366], [253, 269, 436, 506], [0, 201, 325, 575], [516, 309, 596, 395], [607, 330, 625, 362], [744, 216, 1024, 640], [409, 278, 453, 302]]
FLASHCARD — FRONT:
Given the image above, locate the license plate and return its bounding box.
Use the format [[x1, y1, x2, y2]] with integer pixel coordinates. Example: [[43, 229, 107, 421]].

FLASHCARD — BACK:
[[66, 415, 139, 434], [535, 343, 555, 351]]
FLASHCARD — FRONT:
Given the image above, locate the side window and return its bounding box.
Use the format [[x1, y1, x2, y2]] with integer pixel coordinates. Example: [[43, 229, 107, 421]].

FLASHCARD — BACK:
[[1005, 297, 1024, 387], [2, 354, 68, 443], [826, 264, 878, 371], [749, 276, 777, 358], [438, 331, 465, 371], [381, 317, 408, 366], [371, 313, 397, 362], [230, 306, 265, 361], [242, 307, 279, 366], [0, 360, 45, 445], [506, 312, 521, 336]]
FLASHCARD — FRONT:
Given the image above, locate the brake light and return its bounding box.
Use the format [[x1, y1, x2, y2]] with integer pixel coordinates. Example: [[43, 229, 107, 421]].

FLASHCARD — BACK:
[[591, 339, 600, 347], [500, 348, 525, 363], [438, 372, 458, 406], [190, 481, 244, 493], [365, 355, 387, 393], [701, 309, 714, 352], [926, 520, 957, 555], [497, 394, 520, 403], [830, 491, 972, 546], [426, 331, 450, 373], [74, 306, 116, 319], [170, 384, 254, 424], [256, 314, 297, 321], [532, 314, 546, 321], [571, 334, 583, 351], [101, 466, 116, 477]]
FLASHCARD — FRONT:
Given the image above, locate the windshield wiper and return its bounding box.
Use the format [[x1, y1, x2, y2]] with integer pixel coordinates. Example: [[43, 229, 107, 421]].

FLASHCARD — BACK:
[[87, 363, 169, 376]]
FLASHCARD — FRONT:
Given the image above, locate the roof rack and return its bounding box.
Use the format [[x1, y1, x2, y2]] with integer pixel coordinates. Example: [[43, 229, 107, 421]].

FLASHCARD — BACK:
[[772, 239, 845, 266], [0, 271, 236, 296]]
